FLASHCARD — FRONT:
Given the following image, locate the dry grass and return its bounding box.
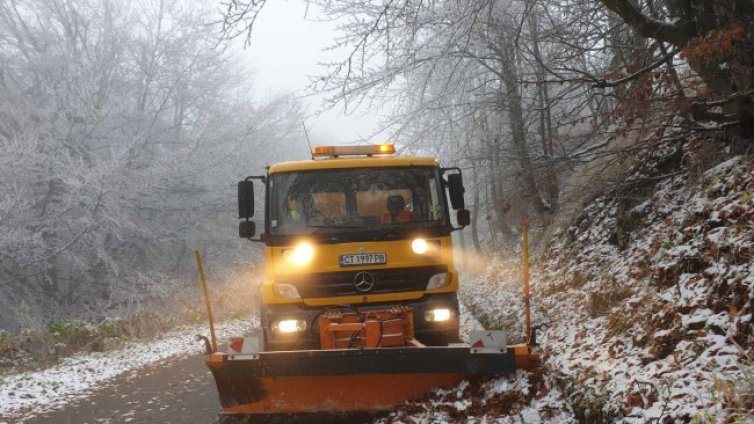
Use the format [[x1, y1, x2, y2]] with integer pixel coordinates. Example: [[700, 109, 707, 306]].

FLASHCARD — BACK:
[[538, 269, 589, 298], [726, 346, 754, 423], [0, 268, 261, 369], [0, 331, 19, 358], [586, 278, 634, 318], [540, 125, 653, 251]]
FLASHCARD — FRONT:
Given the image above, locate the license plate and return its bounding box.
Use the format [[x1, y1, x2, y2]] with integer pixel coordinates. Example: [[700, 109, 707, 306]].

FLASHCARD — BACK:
[[339, 252, 387, 267]]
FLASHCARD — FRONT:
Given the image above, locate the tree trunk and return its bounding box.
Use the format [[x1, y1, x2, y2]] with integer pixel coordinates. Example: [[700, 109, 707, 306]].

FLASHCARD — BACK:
[[529, 10, 559, 210], [600, 0, 754, 134], [498, 41, 552, 214], [470, 175, 482, 252]]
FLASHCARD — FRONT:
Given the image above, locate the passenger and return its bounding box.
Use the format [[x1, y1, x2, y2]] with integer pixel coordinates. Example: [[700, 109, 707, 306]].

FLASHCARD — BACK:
[[302, 193, 326, 225], [380, 195, 414, 224]]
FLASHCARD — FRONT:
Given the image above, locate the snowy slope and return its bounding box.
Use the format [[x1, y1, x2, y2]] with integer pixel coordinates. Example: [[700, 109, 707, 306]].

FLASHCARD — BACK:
[[461, 152, 753, 422], [373, 289, 575, 424]]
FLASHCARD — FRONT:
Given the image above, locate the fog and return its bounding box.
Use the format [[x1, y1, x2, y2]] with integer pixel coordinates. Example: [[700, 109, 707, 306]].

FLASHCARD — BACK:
[[2, 0, 748, 340], [242, 0, 392, 145]]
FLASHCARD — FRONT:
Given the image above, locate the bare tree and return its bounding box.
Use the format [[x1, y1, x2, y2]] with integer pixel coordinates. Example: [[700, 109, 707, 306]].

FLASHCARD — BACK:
[[219, 0, 752, 255], [598, 0, 754, 134], [0, 0, 303, 331]]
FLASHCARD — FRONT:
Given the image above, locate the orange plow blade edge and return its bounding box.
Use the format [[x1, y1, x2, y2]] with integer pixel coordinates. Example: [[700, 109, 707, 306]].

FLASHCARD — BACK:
[[207, 346, 519, 416]]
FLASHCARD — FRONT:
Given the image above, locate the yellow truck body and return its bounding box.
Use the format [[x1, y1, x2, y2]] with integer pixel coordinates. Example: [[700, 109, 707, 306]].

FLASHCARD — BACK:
[[204, 145, 536, 417], [238, 146, 470, 349]]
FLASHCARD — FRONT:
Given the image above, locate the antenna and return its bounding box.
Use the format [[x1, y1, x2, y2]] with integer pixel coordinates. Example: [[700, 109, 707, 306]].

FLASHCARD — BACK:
[[302, 122, 314, 159]]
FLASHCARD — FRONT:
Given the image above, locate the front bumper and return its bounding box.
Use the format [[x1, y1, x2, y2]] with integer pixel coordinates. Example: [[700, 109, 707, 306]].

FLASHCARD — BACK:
[[262, 293, 460, 349]]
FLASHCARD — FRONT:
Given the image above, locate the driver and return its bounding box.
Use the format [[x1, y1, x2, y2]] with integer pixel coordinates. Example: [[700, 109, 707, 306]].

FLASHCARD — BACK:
[[380, 194, 414, 224]]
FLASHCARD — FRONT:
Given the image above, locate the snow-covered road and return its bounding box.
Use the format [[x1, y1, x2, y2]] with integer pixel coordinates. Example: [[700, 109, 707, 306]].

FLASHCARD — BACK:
[[0, 307, 486, 423], [1, 295, 573, 424], [0, 320, 256, 423]]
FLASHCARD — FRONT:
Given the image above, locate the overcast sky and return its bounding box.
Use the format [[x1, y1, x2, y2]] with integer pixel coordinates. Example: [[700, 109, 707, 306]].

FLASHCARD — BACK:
[[242, 0, 391, 146]]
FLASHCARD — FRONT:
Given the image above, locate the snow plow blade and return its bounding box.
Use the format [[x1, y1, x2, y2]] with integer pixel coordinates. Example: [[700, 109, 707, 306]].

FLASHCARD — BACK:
[[207, 346, 517, 416]]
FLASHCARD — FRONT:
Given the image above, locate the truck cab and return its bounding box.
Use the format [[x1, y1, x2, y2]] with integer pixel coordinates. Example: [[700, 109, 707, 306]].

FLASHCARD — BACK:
[[238, 144, 470, 350]]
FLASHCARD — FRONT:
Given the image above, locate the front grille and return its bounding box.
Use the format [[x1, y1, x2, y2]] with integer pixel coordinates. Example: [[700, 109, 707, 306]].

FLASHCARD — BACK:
[[280, 265, 448, 298]]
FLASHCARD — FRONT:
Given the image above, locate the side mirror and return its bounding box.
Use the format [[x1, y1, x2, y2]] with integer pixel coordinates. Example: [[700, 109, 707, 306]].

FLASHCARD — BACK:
[[457, 209, 470, 227], [239, 221, 256, 238], [238, 181, 254, 218], [447, 173, 465, 210]]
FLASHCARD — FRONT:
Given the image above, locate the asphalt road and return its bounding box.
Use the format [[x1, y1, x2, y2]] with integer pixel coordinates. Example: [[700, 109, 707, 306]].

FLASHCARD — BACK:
[[26, 354, 221, 424], [23, 353, 380, 424], [20, 305, 481, 424]]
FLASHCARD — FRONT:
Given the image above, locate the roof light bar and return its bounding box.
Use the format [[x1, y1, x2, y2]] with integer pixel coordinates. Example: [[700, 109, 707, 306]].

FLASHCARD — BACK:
[[312, 144, 396, 157]]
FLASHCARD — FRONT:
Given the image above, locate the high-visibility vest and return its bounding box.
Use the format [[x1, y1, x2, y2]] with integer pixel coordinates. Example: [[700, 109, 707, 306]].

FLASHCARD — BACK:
[[380, 210, 413, 223]]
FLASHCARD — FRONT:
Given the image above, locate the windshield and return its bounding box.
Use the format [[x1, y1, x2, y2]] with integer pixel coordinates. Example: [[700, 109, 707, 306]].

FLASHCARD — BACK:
[[268, 167, 448, 240]]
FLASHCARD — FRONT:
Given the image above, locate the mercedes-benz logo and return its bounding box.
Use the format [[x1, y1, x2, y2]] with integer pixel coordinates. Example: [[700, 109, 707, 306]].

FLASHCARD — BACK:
[[353, 271, 376, 293]]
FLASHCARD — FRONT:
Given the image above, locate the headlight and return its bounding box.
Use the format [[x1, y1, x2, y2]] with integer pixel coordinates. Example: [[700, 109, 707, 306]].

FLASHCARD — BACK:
[[273, 283, 301, 299], [426, 272, 450, 290], [412, 238, 440, 255], [283, 242, 314, 265], [411, 238, 429, 254], [425, 308, 453, 322], [411, 237, 440, 255], [271, 319, 307, 333]]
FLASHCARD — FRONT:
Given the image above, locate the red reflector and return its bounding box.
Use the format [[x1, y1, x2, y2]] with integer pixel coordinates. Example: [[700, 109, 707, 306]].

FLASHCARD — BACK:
[[229, 337, 244, 353], [471, 340, 485, 348]]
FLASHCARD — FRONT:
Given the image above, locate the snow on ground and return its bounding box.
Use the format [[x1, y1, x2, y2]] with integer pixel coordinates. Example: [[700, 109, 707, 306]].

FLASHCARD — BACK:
[[457, 302, 485, 343], [5, 151, 750, 423], [0, 297, 566, 424], [0, 319, 257, 423], [459, 151, 753, 422], [460, 262, 535, 345], [375, 368, 574, 424], [374, 280, 574, 424]]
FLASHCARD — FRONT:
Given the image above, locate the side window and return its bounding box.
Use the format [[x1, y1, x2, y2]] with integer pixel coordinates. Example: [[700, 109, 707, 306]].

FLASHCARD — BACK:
[[428, 176, 444, 221], [269, 178, 278, 229]]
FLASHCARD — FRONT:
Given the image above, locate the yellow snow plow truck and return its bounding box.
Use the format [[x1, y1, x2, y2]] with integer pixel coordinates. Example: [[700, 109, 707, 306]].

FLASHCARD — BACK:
[[203, 144, 539, 419]]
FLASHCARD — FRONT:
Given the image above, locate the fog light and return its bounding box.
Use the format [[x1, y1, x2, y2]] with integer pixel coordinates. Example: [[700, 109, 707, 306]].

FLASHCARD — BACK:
[[426, 272, 450, 290], [272, 319, 307, 333], [273, 283, 301, 299], [425, 308, 452, 322], [283, 242, 314, 266]]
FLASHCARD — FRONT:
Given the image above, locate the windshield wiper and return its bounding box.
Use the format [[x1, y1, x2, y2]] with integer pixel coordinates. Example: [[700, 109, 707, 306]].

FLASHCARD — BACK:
[[373, 227, 406, 241], [307, 224, 366, 230], [307, 224, 367, 241]]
